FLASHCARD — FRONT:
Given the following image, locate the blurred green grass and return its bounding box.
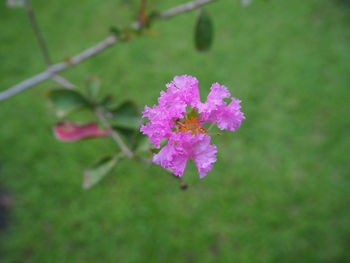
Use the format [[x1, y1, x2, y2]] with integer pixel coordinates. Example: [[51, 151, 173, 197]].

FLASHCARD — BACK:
[[0, 0, 349, 262]]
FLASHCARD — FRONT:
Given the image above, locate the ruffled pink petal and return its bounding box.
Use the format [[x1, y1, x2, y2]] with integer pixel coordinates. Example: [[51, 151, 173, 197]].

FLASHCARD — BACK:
[[152, 133, 217, 177], [172, 75, 201, 107], [153, 136, 189, 177], [197, 82, 231, 121], [158, 75, 200, 111], [191, 135, 217, 178], [140, 104, 174, 147], [216, 98, 245, 131], [141, 75, 202, 147], [206, 82, 231, 107], [153, 141, 176, 168], [198, 83, 244, 132], [169, 152, 188, 177]]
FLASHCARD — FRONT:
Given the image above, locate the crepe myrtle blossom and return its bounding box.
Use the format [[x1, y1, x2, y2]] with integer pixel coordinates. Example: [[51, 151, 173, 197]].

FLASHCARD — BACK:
[[140, 75, 245, 178]]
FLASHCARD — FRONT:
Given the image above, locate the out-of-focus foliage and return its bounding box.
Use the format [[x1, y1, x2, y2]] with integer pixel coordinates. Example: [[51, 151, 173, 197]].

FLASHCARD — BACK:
[[109, 100, 140, 130], [194, 9, 214, 52], [47, 76, 144, 187], [84, 76, 101, 101], [83, 154, 120, 189], [47, 89, 89, 118]]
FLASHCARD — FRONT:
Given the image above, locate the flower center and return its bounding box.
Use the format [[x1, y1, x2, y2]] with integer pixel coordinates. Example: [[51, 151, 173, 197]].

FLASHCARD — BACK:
[[177, 117, 207, 135]]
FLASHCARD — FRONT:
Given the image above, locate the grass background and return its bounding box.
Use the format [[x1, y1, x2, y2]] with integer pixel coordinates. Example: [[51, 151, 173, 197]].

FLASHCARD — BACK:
[[0, 0, 349, 262]]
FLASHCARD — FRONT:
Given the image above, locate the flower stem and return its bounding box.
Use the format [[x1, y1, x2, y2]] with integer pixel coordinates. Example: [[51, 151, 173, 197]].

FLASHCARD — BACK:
[[94, 108, 134, 158], [208, 122, 216, 131]]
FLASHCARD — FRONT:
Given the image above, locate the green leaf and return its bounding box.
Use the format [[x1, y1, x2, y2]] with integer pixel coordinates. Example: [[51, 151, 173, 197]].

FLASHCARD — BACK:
[[186, 108, 199, 119], [120, 27, 141, 41], [134, 133, 152, 153], [109, 26, 122, 38], [194, 9, 214, 52], [83, 155, 119, 189], [99, 94, 114, 108], [148, 10, 160, 21], [143, 29, 158, 37], [46, 89, 89, 118], [110, 128, 149, 153], [85, 75, 100, 101], [109, 100, 141, 130], [145, 10, 161, 28], [112, 126, 138, 148], [151, 148, 161, 154]]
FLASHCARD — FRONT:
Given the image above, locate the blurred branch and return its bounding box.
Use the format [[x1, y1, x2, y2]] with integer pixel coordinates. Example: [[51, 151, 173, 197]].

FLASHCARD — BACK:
[[0, 36, 116, 101], [51, 75, 75, 89], [23, 0, 51, 66], [94, 108, 134, 158], [0, 0, 217, 101], [23, 0, 75, 89], [161, 0, 217, 19], [138, 0, 147, 26]]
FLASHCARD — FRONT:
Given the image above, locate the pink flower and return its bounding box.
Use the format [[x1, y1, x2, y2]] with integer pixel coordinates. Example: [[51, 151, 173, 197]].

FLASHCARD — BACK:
[[140, 75, 245, 178], [153, 132, 217, 178]]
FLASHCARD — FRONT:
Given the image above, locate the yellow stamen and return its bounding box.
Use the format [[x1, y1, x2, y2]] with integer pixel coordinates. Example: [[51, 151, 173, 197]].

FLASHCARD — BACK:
[[177, 117, 207, 135]]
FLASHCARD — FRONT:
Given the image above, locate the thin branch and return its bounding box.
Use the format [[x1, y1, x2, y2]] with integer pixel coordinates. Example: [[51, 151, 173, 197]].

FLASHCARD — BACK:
[[24, 0, 75, 89], [0, 0, 217, 102], [23, 0, 52, 66], [0, 36, 117, 101], [161, 0, 217, 19], [94, 108, 134, 158], [95, 110, 188, 188], [138, 0, 147, 26], [93, 108, 187, 187], [208, 122, 216, 131], [51, 75, 75, 89]]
